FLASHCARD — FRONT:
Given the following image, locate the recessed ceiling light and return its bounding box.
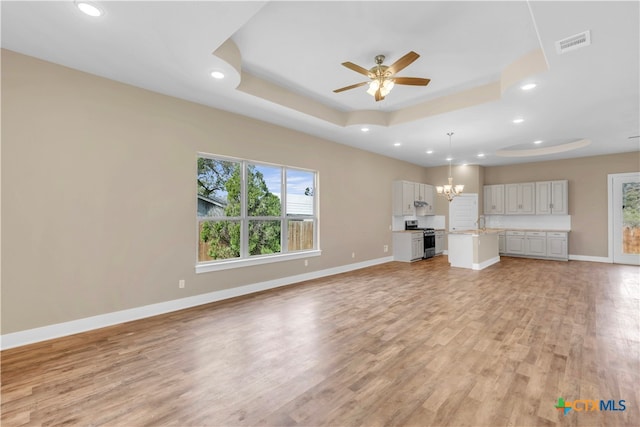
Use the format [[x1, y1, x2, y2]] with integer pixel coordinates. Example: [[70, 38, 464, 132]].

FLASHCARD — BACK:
[[210, 71, 225, 79], [426, 150, 433, 154], [533, 140, 543, 144], [462, 163, 468, 166], [361, 127, 370, 132], [446, 156, 453, 161], [512, 117, 525, 124], [76, 1, 103, 17], [477, 153, 485, 157], [521, 83, 537, 91], [394, 142, 401, 147]]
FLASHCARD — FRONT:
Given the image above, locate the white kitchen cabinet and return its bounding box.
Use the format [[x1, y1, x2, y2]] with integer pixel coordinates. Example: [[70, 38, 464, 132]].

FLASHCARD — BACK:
[[536, 180, 568, 215], [505, 182, 535, 215], [393, 181, 415, 216], [502, 230, 569, 260], [505, 231, 525, 254], [525, 231, 547, 256], [393, 231, 424, 262], [547, 232, 568, 259], [412, 234, 424, 260], [435, 230, 445, 254], [498, 231, 506, 254], [413, 183, 435, 215], [414, 183, 425, 203], [483, 184, 504, 214], [424, 184, 435, 214], [394, 181, 435, 216]]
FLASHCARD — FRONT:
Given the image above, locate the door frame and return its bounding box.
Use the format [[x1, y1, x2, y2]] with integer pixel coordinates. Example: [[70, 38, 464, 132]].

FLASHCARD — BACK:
[[608, 172, 640, 264], [448, 193, 479, 232]]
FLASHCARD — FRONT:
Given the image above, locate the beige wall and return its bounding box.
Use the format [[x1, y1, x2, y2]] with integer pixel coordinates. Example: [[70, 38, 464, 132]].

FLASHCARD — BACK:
[[483, 153, 640, 257], [3, 49, 638, 335], [1, 50, 430, 334]]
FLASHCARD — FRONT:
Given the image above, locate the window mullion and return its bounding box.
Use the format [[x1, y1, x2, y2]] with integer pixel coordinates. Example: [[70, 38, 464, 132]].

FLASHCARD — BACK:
[[241, 161, 248, 258], [281, 167, 287, 254]]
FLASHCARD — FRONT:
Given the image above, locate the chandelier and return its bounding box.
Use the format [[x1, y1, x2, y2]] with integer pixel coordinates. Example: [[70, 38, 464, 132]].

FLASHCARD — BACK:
[[436, 132, 464, 202]]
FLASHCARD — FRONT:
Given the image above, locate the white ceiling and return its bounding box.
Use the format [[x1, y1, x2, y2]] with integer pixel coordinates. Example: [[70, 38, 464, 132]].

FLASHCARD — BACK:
[[2, 1, 639, 167]]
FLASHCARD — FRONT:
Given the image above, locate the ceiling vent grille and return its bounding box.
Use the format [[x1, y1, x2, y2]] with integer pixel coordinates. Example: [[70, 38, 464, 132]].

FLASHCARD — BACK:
[[556, 30, 591, 54]]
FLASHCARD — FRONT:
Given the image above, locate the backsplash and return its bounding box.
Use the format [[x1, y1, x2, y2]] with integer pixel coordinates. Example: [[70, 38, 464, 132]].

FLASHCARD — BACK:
[[392, 215, 445, 231], [485, 215, 571, 230], [394, 215, 570, 231]]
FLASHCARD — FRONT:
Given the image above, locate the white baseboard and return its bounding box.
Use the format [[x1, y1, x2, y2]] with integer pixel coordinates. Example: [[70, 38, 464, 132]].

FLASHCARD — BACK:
[[472, 256, 501, 270], [1, 256, 394, 350], [569, 254, 612, 263]]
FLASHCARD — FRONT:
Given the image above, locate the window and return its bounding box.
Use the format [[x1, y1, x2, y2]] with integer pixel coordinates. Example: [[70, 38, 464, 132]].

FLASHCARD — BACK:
[[197, 154, 319, 272]]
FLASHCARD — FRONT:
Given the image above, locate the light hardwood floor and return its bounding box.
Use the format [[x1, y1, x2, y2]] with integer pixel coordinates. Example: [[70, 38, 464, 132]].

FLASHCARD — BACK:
[[1, 256, 639, 426]]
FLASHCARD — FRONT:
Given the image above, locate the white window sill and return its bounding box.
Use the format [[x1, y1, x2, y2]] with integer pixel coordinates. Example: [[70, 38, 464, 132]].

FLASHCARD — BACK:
[[196, 249, 322, 273]]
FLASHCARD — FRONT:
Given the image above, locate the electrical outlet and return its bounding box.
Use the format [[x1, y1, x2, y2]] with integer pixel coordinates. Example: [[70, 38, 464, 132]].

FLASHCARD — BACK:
[[179, 279, 185, 289], [352, 252, 356, 258], [384, 245, 388, 253], [304, 259, 308, 267]]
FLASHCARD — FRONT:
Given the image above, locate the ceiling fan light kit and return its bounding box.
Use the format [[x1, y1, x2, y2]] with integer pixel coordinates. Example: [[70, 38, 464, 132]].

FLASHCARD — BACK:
[[333, 51, 430, 101]]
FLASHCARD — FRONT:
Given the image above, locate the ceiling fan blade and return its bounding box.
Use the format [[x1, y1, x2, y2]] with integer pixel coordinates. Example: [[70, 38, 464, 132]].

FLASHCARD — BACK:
[[387, 51, 419, 75], [341, 61, 371, 77], [393, 77, 431, 86], [333, 81, 369, 93]]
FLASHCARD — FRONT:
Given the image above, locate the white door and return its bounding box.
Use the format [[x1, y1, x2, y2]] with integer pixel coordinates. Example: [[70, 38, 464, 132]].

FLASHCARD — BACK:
[[449, 194, 478, 231], [610, 173, 640, 265]]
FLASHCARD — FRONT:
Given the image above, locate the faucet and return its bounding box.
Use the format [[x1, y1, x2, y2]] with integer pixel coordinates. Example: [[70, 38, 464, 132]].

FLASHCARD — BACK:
[[477, 215, 486, 231]]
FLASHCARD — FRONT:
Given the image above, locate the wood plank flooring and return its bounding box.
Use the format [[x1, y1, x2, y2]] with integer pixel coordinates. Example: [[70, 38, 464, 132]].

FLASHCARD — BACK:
[[1, 256, 639, 426]]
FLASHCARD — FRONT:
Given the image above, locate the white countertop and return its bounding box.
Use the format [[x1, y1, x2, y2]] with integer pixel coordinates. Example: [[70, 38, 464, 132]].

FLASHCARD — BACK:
[[449, 228, 571, 236], [449, 228, 503, 236]]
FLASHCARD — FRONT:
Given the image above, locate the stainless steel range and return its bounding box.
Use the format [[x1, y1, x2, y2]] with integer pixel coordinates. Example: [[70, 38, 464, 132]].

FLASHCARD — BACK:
[[405, 220, 436, 259]]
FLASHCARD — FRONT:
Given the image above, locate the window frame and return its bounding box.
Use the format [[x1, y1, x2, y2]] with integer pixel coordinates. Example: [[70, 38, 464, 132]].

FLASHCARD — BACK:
[[196, 153, 320, 273]]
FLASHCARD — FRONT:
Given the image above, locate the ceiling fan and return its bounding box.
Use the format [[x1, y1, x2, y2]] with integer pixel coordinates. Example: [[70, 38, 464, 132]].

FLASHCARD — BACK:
[[333, 51, 431, 101]]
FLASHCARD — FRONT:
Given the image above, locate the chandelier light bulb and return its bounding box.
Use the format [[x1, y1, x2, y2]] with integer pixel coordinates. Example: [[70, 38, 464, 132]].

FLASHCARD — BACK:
[[437, 132, 464, 202]]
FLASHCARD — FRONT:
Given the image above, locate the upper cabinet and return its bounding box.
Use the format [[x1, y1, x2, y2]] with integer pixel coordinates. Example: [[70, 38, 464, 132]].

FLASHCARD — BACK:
[[483, 184, 504, 214], [424, 184, 435, 214], [536, 180, 568, 215], [415, 183, 435, 215], [505, 182, 535, 215], [393, 181, 435, 216], [393, 181, 415, 216], [414, 183, 424, 203]]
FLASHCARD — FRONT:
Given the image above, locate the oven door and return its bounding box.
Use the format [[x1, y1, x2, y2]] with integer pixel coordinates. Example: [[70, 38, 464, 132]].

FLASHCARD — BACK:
[[424, 233, 436, 258]]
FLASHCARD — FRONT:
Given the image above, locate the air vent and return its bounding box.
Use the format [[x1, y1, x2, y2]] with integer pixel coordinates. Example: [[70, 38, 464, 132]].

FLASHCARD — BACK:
[[555, 30, 591, 54]]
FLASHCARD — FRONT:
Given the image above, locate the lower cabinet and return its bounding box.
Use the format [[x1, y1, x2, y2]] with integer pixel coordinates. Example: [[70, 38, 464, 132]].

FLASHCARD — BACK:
[[393, 232, 424, 262], [435, 230, 445, 255], [498, 232, 506, 254], [525, 232, 547, 257], [505, 231, 525, 254], [547, 232, 569, 259], [503, 230, 568, 260]]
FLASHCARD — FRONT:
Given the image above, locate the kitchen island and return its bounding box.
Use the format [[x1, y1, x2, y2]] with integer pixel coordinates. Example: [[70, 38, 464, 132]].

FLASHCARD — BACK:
[[448, 229, 502, 270]]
